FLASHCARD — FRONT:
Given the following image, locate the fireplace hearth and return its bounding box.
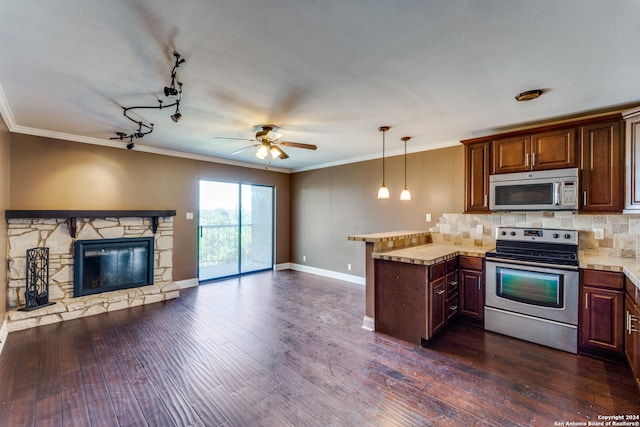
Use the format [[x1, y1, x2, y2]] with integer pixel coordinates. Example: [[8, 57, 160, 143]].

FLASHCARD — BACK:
[[74, 237, 154, 297]]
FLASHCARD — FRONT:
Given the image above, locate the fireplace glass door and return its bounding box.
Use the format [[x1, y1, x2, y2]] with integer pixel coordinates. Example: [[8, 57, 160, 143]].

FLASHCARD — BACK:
[[198, 180, 274, 281]]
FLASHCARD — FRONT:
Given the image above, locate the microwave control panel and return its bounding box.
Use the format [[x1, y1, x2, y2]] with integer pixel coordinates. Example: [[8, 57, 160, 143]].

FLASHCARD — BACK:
[[561, 181, 577, 205]]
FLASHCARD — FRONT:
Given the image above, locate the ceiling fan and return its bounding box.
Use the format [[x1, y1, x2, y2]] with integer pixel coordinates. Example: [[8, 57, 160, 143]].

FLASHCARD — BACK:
[[215, 125, 317, 160]]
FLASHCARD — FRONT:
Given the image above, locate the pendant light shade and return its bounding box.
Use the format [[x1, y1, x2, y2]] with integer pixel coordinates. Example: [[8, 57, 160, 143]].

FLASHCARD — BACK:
[[377, 126, 390, 199], [400, 136, 411, 201]]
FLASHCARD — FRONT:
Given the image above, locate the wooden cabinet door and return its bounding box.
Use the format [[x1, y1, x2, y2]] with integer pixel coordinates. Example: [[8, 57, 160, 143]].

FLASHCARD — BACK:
[[464, 142, 490, 213], [429, 277, 447, 337], [580, 286, 624, 352], [625, 294, 639, 379], [459, 268, 484, 321], [374, 260, 427, 345], [492, 135, 530, 174], [531, 128, 578, 171], [625, 109, 640, 211], [579, 120, 623, 212]]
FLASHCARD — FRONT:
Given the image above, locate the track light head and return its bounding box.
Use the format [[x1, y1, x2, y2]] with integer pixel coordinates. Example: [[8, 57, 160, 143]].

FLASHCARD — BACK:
[[126, 141, 134, 150], [171, 112, 182, 122], [164, 86, 179, 97]]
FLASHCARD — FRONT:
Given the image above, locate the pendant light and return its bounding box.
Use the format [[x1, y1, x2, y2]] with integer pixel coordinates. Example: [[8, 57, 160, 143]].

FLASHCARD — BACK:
[[400, 136, 411, 201], [377, 126, 390, 199]]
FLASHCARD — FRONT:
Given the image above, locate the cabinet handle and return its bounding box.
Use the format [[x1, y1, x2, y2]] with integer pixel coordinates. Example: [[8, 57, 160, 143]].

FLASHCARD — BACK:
[[628, 311, 632, 334], [583, 191, 587, 206], [525, 153, 529, 167], [449, 281, 458, 287], [585, 294, 589, 310], [629, 313, 638, 333], [436, 289, 445, 295], [531, 152, 536, 166], [450, 305, 458, 311], [483, 194, 488, 207]]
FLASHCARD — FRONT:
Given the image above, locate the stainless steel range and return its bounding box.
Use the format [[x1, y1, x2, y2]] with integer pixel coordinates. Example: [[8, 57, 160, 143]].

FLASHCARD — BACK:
[[484, 227, 579, 353]]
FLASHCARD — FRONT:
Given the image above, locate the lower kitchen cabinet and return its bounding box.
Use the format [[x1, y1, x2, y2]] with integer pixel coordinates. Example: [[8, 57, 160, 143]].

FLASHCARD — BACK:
[[579, 269, 625, 358], [374, 257, 459, 346], [625, 278, 640, 387], [459, 256, 485, 324]]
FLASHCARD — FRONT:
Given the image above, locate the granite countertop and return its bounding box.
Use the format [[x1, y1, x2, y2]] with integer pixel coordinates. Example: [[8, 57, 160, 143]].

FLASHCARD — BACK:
[[347, 230, 429, 242], [372, 243, 493, 266], [580, 254, 640, 289], [371, 244, 640, 290]]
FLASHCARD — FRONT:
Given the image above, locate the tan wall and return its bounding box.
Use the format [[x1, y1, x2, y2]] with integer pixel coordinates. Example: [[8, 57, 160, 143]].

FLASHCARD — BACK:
[[9, 134, 291, 281], [0, 116, 9, 321], [291, 145, 464, 276]]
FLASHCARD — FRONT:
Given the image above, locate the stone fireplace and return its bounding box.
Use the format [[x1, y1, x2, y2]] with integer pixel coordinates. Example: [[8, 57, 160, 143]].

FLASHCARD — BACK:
[[5, 210, 186, 332]]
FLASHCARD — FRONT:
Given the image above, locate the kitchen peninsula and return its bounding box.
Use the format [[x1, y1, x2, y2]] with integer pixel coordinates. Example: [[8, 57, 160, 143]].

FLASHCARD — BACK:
[[348, 231, 494, 344]]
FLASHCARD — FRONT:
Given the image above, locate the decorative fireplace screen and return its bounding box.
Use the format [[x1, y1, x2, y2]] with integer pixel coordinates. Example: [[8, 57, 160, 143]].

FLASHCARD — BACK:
[[74, 237, 154, 297]]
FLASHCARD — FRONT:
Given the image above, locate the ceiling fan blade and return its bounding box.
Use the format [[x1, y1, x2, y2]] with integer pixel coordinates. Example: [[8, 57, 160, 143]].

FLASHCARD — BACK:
[[271, 145, 289, 159], [279, 141, 318, 150], [231, 144, 259, 155], [215, 137, 256, 141]]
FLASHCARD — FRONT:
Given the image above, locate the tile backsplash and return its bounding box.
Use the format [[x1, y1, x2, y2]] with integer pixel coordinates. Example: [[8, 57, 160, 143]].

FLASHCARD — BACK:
[[431, 211, 640, 259]]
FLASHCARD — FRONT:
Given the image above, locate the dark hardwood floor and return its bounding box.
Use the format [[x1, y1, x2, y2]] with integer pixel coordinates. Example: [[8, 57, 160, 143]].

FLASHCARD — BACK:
[[1, 270, 639, 426]]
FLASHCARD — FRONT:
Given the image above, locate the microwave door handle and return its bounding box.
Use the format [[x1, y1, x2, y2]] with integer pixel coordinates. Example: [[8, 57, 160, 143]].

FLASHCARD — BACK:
[[554, 181, 560, 205]]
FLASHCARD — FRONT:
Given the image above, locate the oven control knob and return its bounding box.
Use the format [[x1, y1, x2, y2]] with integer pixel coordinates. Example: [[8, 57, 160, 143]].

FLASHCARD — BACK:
[[501, 231, 507, 236], [553, 233, 559, 239], [564, 233, 571, 239], [510, 231, 516, 236]]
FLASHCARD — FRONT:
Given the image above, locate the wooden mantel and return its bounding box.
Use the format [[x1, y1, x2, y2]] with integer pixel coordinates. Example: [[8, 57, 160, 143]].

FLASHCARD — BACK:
[[5, 209, 177, 237]]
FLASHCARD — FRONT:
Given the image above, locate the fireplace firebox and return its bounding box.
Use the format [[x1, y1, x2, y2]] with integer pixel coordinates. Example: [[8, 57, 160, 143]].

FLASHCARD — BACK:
[[74, 237, 154, 297]]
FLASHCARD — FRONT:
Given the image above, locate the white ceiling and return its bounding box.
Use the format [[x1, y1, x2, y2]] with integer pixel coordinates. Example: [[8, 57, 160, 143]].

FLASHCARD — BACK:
[[1, 1, 640, 173]]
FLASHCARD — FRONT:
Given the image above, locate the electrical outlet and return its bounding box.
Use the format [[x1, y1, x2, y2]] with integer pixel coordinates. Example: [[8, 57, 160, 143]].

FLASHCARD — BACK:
[[185, 212, 194, 220], [347, 264, 352, 271], [303, 255, 306, 262], [476, 224, 483, 234], [425, 213, 431, 222], [594, 228, 604, 240]]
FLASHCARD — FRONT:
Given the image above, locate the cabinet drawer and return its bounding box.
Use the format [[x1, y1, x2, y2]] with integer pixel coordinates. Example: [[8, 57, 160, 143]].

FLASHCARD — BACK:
[[581, 269, 624, 290], [459, 256, 483, 271], [429, 261, 446, 280], [446, 257, 458, 273], [446, 294, 459, 320]]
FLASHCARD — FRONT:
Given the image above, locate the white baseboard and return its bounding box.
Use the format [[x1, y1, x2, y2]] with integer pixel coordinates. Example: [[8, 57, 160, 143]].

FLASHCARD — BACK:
[[175, 278, 199, 289], [362, 316, 375, 331], [274, 262, 291, 271], [0, 316, 8, 356], [288, 263, 365, 285]]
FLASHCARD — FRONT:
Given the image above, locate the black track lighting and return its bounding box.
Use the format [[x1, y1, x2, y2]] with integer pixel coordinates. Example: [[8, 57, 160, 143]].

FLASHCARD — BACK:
[[164, 86, 179, 97], [110, 52, 186, 150]]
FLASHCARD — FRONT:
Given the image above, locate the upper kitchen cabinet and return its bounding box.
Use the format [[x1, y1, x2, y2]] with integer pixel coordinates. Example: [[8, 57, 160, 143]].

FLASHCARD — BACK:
[[579, 120, 624, 212], [463, 141, 490, 213], [492, 128, 577, 174], [624, 106, 640, 212]]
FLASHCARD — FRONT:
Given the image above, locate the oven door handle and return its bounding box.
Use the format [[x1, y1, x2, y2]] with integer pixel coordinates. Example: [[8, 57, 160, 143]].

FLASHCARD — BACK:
[[554, 181, 561, 206], [485, 257, 579, 271]]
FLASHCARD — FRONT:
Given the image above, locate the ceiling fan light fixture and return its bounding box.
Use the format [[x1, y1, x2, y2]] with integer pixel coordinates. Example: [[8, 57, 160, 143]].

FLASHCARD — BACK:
[[515, 89, 544, 102], [377, 126, 391, 199], [270, 146, 281, 159], [256, 144, 269, 159]]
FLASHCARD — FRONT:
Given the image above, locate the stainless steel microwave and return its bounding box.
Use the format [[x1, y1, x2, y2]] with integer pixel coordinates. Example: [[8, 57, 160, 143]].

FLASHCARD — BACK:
[[489, 168, 579, 211]]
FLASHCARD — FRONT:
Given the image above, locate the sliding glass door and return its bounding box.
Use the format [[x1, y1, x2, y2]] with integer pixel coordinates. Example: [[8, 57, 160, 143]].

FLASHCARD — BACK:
[[198, 180, 274, 281]]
